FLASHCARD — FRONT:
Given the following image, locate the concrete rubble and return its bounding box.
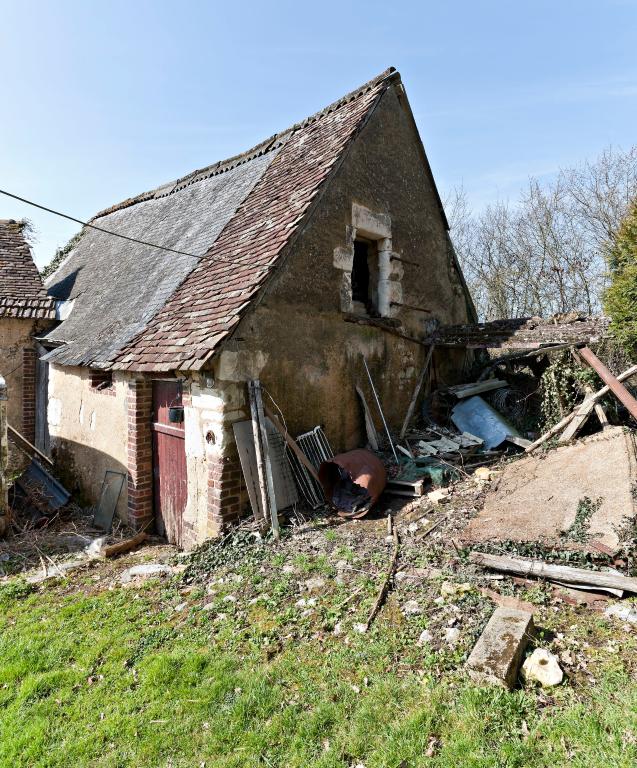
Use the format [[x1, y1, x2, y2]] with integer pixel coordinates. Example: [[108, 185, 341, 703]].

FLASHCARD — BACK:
[[466, 607, 535, 689]]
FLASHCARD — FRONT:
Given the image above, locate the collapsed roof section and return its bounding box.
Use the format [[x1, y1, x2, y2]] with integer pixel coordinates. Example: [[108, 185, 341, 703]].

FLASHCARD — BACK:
[[426, 314, 610, 349]]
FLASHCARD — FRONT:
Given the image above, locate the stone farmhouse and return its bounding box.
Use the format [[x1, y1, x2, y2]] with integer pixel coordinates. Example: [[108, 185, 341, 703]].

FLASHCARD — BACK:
[[40, 68, 474, 547]]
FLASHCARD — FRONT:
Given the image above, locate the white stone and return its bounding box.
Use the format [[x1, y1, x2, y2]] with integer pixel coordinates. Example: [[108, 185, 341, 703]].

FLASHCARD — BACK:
[[119, 563, 173, 583], [444, 627, 461, 646], [353, 623, 368, 634], [521, 648, 563, 687], [427, 488, 450, 505], [605, 603, 637, 624], [440, 581, 473, 599], [304, 577, 325, 592], [417, 629, 434, 646], [402, 599, 422, 616]]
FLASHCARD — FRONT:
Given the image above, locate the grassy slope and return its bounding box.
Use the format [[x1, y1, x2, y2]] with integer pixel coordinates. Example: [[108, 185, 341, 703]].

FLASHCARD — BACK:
[[1, 549, 637, 767]]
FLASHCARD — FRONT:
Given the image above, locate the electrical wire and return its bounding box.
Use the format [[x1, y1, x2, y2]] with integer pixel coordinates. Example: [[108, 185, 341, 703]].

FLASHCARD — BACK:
[[0, 188, 234, 263]]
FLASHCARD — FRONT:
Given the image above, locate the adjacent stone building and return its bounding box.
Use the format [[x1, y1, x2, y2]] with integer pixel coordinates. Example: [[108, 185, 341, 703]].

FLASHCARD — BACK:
[[42, 68, 475, 547], [0, 220, 55, 456]]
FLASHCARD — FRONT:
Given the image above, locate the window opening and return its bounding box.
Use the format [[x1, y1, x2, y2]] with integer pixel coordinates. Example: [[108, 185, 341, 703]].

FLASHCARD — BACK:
[[352, 240, 370, 304]]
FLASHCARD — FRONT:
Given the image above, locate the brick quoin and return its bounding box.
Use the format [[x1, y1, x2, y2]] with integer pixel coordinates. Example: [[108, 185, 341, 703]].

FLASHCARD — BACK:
[[22, 347, 37, 443], [207, 448, 246, 536], [127, 377, 154, 531]]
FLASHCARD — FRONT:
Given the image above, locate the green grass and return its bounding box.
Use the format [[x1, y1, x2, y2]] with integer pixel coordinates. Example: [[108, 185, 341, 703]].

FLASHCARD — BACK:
[[1, 571, 637, 767]]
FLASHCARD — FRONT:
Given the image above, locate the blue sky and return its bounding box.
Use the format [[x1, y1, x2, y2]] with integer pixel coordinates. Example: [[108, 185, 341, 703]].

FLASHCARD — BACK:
[[1, 0, 636, 267]]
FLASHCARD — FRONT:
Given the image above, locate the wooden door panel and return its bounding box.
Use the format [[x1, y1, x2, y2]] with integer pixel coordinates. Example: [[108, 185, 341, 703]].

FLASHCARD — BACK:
[[152, 380, 187, 546]]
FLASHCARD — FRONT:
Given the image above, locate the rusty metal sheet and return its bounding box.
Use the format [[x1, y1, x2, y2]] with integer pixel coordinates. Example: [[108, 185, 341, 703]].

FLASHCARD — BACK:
[[318, 449, 387, 518]]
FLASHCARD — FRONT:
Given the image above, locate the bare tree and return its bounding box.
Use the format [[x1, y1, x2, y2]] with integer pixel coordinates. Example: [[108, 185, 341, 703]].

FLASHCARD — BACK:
[[447, 146, 637, 320]]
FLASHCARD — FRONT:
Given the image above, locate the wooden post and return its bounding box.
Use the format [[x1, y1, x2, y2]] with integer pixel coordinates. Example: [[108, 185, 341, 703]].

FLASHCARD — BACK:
[[578, 346, 637, 421], [527, 362, 637, 451], [248, 381, 280, 539], [0, 376, 7, 536], [399, 344, 434, 440]]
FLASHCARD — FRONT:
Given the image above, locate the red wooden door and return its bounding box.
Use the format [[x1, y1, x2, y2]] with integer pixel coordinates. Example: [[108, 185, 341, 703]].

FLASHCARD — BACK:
[[152, 380, 187, 545]]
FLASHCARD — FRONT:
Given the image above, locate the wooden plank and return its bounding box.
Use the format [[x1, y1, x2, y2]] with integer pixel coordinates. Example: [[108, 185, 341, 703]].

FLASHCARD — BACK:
[[233, 421, 266, 524], [249, 381, 279, 539], [470, 551, 637, 593], [559, 350, 610, 443], [8, 423, 53, 466], [399, 344, 435, 440], [527, 363, 637, 451], [579, 346, 637, 420], [100, 532, 148, 558], [355, 385, 379, 451], [343, 313, 426, 346], [505, 434, 532, 448], [264, 406, 320, 483], [447, 379, 507, 398], [385, 478, 425, 497]]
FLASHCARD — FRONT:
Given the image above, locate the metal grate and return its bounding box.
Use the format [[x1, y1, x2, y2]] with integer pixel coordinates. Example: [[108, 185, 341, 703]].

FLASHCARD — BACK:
[[286, 426, 333, 508]]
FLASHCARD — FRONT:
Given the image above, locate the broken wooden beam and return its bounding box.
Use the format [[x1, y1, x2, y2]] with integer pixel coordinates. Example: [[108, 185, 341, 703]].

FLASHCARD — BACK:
[[578, 346, 637, 421], [264, 406, 320, 483], [8, 424, 53, 466], [470, 551, 637, 593], [526, 362, 637, 452], [343, 313, 426, 346], [446, 379, 507, 399], [385, 478, 425, 497], [365, 526, 400, 631], [100, 531, 148, 558], [248, 381, 279, 539]]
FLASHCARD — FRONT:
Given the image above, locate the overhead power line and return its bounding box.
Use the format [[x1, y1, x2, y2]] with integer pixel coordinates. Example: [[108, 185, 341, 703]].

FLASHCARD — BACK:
[[0, 188, 223, 262]]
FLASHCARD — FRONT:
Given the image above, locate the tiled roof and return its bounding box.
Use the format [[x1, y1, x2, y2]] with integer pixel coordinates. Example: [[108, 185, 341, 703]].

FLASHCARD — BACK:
[[44, 142, 282, 367], [0, 220, 56, 320], [114, 68, 396, 371], [44, 68, 397, 370], [425, 314, 610, 349]]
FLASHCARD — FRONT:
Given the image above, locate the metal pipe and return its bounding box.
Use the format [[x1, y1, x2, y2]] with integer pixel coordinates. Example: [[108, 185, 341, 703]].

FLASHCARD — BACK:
[[578, 346, 637, 421], [361, 355, 399, 463]]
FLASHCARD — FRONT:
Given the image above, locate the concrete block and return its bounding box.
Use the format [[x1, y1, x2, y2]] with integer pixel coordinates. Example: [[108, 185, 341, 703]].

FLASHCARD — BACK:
[[466, 607, 534, 689]]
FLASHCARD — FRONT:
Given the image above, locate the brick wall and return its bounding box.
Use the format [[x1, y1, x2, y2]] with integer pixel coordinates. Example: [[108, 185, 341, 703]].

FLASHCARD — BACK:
[[126, 377, 153, 531], [206, 446, 245, 537], [21, 347, 36, 443]]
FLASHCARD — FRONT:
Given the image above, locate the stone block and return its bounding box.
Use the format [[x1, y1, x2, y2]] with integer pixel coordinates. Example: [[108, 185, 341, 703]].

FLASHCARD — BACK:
[[466, 607, 534, 689]]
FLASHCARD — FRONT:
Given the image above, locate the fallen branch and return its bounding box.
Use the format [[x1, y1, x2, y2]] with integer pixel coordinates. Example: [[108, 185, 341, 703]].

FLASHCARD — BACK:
[[365, 527, 400, 631], [100, 531, 149, 558], [470, 551, 637, 593]]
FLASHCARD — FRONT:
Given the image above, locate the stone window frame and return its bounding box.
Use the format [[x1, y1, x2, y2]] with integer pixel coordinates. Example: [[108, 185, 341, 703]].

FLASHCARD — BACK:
[[333, 203, 403, 318]]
